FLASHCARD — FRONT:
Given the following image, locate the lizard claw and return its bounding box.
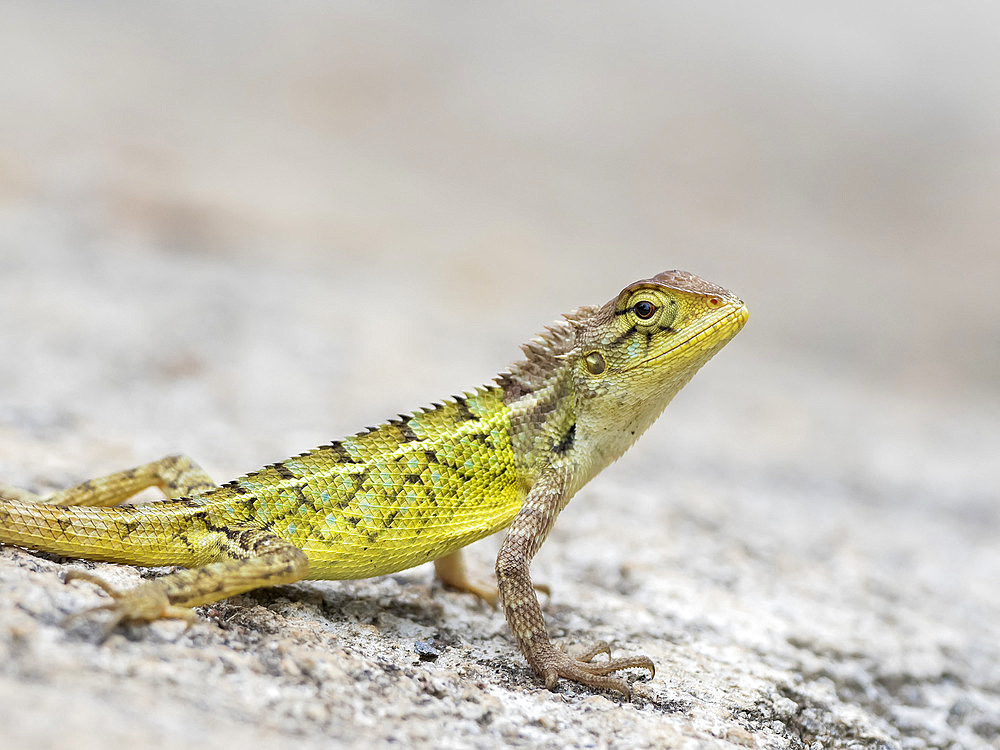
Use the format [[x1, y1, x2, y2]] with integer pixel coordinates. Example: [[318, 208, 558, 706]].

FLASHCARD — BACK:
[[63, 569, 121, 599], [574, 639, 613, 662], [537, 641, 655, 699], [63, 569, 197, 638]]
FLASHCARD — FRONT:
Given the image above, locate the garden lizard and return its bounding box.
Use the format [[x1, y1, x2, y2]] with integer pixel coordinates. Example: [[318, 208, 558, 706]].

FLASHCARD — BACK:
[[0, 269, 747, 697]]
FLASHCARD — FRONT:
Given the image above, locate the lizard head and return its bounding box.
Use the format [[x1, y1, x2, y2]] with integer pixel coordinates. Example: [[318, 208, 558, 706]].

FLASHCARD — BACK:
[[569, 270, 748, 476], [575, 270, 747, 392], [499, 270, 747, 483]]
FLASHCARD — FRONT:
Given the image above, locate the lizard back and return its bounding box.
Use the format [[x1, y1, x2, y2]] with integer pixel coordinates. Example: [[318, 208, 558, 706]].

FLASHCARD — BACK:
[[209, 386, 524, 579]]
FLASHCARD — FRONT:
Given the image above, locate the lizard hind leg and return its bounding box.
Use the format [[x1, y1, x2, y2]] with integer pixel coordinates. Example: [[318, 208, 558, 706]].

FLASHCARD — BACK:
[[434, 550, 550, 608], [1, 454, 217, 507], [434, 550, 502, 606], [64, 529, 309, 637]]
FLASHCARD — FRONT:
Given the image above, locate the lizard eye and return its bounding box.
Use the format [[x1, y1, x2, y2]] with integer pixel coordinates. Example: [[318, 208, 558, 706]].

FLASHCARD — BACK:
[[634, 301, 657, 319]]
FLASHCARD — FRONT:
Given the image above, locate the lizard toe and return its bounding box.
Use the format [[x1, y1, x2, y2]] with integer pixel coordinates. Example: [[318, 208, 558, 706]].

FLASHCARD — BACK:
[[64, 571, 195, 633], [537, 644, 655, 699], [574, 640, 612, 663]]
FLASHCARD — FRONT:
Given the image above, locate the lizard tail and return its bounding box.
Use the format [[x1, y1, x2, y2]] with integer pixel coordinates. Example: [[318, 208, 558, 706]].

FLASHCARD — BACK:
[[0, 498, 213, 567]]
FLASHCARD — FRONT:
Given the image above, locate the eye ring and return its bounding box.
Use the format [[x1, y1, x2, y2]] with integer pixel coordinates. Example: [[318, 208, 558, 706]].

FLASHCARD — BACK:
[[634, 300, 657, 320]]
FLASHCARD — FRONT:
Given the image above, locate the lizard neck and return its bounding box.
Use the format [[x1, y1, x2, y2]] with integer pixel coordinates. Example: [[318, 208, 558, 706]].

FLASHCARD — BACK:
[[501, 365, 577, 485], [496, 314, 584, 488]]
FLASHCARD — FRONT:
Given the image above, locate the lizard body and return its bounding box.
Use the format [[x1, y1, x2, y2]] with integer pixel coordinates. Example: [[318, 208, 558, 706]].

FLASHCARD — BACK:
[[0, 270, 747, 696]]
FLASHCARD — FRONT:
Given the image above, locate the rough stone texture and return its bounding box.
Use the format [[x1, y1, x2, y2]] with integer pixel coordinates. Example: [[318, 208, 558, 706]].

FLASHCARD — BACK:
[[1, 3, 998, 749]]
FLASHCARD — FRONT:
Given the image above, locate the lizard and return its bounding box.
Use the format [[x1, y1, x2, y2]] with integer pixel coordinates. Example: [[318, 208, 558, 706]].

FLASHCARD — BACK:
[[0, 269, 747, 698]]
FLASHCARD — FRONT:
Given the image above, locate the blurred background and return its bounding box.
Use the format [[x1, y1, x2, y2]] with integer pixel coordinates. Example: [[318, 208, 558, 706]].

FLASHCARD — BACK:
[[0, 1, 996, 493], [1, 5, 998, 745]]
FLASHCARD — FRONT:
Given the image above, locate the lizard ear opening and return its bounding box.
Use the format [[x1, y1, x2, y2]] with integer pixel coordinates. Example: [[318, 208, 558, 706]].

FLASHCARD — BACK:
[[583, 351, 606, 376]]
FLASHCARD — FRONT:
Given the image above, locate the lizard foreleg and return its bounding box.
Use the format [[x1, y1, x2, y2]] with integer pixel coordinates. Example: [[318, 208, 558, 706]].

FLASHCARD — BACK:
[[496, 468, 654, 698]]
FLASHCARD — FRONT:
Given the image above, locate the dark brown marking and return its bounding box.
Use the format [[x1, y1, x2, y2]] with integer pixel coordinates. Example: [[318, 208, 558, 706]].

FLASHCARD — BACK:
[[332, 493, 352, 511], [396, 418, 420, 443], [532, 396, 558, 417], [355, 468, 371, 489], [608, 324, 638, 350], [325, 441, 361, 464], [289, 484, 309, 507], [273, 463, 296, 481], [497, 372, 531, 400], [405, 473, 423, 486], [454, 395, 476, 421], [553, 423, 576, 454]]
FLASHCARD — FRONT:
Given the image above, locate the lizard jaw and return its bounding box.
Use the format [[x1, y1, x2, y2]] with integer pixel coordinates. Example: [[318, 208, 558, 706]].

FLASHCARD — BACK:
[[624, 303, 748, 373]]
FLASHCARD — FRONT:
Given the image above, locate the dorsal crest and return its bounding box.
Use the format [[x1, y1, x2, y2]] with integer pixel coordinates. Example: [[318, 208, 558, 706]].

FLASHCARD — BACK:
[[496, 305, 598, 398]]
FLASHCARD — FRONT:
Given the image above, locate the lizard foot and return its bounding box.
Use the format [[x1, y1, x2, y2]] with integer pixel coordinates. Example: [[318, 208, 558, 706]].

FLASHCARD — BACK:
[[540, 640, 655, 699], [63, 570, 196, 638]]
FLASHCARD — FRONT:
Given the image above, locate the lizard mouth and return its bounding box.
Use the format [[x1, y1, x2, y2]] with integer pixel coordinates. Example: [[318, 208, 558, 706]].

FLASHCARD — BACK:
[[626, 304, 748, 372]]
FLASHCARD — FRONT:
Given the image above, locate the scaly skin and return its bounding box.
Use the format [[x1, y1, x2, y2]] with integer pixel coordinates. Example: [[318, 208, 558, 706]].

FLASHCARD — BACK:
[[0, 270, 747, 698]]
